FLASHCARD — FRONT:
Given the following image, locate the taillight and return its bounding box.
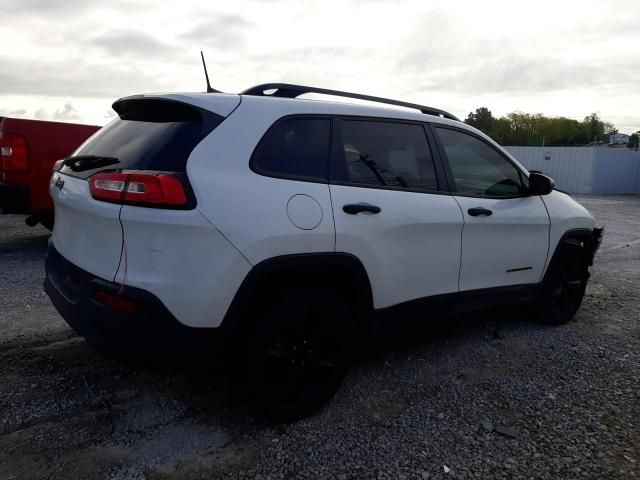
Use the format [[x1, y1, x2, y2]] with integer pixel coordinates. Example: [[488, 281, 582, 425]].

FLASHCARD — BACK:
[[89, 172, 188, 207], [0, 132, 28, 172]]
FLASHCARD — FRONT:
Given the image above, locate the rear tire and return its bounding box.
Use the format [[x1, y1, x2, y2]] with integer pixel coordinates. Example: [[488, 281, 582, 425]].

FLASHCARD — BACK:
[[242, 284, 353, 421], [536, 243, 590, 325]]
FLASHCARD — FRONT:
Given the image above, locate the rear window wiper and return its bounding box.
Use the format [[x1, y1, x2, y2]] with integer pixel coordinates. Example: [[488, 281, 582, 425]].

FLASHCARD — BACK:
[[63, 155, 120, 172]]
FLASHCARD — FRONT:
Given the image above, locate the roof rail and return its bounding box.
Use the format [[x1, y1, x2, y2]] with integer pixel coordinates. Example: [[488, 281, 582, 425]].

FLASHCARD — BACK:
[[241, 83, 460, 121]]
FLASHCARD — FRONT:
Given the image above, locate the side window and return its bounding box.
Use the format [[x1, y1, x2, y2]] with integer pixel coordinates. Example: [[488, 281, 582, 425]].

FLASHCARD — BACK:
[[332, 120, 438, 191], [251, 117, 331, 182], [436, 127, 526, 197]]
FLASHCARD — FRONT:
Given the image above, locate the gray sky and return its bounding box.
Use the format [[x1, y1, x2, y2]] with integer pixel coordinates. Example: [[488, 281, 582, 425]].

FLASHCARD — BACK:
[[1, 0, 638, 133]]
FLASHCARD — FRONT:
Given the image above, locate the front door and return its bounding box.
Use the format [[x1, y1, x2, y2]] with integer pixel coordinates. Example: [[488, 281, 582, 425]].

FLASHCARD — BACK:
[[433, 126, 550, 292]]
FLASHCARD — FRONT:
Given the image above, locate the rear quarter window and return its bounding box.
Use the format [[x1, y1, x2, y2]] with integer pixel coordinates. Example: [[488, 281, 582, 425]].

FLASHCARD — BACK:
[[250, 117, 331, 182]]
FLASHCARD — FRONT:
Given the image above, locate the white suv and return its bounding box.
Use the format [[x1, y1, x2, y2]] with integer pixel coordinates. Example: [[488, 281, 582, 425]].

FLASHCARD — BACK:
[[45, 84, 603, 418]]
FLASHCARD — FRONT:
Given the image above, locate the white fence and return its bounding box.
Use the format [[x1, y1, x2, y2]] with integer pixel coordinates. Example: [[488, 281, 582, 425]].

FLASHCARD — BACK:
[[505, 147, 640, 194]]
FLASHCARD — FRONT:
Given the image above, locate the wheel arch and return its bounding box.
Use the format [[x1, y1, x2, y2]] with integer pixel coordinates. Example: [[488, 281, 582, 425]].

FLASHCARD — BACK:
[[221, 252, 374, 336], [542, 228, 599, 284]]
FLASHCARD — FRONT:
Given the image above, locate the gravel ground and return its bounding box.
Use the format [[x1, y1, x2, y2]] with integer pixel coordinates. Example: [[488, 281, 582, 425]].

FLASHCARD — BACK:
[[0, 195, 639, 479]]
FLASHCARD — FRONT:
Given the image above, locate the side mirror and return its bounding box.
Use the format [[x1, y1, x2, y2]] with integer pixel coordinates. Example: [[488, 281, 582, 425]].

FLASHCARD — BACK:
[[528, 172, 555, 195]]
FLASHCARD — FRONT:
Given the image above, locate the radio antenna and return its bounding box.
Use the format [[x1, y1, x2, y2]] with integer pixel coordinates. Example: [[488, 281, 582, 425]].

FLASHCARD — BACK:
[[200, 51, 220, 93]]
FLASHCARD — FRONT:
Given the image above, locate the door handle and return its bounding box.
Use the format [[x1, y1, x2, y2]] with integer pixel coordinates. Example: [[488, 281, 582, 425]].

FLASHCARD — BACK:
[[467, 207, 493, 217], [343, 203, 381, 215]]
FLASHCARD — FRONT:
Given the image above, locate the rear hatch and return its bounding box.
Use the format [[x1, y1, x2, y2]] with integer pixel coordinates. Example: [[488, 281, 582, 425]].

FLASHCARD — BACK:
[[50, 95, 235, 281]]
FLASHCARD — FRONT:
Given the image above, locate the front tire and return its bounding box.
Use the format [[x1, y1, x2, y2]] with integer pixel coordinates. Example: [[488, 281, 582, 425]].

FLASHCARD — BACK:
[[536, 243, 590, 325], [243, 284, 353, 421]]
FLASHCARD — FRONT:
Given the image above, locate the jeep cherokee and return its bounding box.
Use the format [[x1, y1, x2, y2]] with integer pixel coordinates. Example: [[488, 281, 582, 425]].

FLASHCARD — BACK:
[[44, 84, 603, 419]]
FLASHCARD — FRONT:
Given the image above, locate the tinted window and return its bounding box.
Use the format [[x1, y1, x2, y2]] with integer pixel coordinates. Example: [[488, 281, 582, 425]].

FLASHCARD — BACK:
[[333, 120, 437, 191], [60, 99, 222, 179], [436, 128, 526, 197], [251, 117, 331, 181]]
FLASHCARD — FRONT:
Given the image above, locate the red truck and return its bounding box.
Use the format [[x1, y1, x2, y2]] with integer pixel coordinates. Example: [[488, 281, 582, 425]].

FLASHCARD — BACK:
[[0, 117, 100, 229]]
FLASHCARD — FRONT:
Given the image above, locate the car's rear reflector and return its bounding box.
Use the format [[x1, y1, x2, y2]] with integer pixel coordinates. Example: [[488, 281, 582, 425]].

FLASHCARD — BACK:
[[89, 171, 188, 207], [0, 132, 28, 172], [94, 290, 140, 314]]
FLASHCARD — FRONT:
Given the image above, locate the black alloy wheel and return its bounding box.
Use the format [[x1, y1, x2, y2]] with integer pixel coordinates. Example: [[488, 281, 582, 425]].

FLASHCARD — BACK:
[[246, 285, 352, 421], [538, 245, 589, 325]]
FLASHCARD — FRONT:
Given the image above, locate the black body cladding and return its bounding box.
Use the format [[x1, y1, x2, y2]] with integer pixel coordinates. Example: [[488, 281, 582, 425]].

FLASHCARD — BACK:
[[44, 241, 207, 340]]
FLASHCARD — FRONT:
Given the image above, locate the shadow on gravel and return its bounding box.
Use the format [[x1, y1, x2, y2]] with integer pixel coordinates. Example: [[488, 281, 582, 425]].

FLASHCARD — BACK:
[[47, 304, 542, 424], [0, 230, 49, 253], [0, 306, 536, 438], [365, 305, 540, 363], [0, 293, 580, 477]]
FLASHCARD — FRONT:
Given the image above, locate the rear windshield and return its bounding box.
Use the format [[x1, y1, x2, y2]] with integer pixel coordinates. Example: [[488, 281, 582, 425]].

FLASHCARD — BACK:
[[59, 99, 223, 178]]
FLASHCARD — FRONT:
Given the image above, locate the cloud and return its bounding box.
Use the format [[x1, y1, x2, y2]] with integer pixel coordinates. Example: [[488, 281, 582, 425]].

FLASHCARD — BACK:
[[4, 0, 92, 15], [0, 56, 169, 97], [413, 56, 640, 95], [181, 14, 252, 50], [29, 103, 82, 122], [34, 107, 47, 120], [390, 4, 640, 102], [0, 108, 27, 119], [91, 30, 178, 57], [4, 0, 139, 19], [0, 0, 638, 132], [53, 102, 82, 121]]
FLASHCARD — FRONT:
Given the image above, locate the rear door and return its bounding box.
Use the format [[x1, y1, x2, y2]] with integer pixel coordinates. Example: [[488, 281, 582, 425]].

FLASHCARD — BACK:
[[329, 118, 463, 309], [433, 125, 550, 291]]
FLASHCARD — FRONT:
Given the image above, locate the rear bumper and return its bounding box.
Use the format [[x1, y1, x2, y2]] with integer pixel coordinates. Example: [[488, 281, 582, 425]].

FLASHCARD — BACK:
[[0, 183, 29, 213], [44, 240, 218, 342]]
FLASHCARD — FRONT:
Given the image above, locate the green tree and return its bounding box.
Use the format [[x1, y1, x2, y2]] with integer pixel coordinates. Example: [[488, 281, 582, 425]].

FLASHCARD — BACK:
[[489, 117, 512, 145], [628, 132, 639, 150], [464, 107, 495, 135], [465, 107, 618, 146], [538, 117, 584, 146], [582, 113, 612, 144]]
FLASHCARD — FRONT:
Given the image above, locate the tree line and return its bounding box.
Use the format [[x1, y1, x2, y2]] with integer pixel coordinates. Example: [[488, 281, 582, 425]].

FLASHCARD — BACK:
[[464, 107, 639, 149]]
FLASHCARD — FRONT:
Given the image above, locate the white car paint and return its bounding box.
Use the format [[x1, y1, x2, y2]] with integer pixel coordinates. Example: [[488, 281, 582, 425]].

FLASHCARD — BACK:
[[49, 90, 597, 329], [187, 98, 338, 265], [113, 205, 252, 328], [453, 195, 550, 291], [330, 185, 464, 308], [49, 173, 123, 282]]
